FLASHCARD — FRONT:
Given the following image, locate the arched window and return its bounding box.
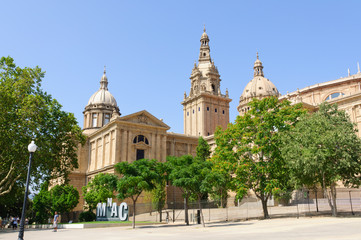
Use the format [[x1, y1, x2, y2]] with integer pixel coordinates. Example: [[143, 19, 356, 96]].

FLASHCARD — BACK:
[[325, 92, 345, 101], [133, 135, 149, 145]]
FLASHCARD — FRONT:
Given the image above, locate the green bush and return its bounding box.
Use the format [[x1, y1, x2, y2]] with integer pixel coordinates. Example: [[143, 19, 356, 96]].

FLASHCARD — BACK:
[[79, 211, 96, 222]]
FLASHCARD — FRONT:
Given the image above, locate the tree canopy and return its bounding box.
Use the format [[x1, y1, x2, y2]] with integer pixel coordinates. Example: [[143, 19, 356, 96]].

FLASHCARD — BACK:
[[32, 183, 79, 223], [281, 102, 361, 216], [82, 173, 118, 211], [167, 137, 212, 227], [0, 56, 85, 196], [212, 96, 306, 218], [115, 158, 159, 228]]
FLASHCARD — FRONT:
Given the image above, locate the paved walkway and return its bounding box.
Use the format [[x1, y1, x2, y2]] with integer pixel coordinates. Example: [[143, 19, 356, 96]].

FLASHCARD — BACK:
[[1, 217, 361, 240]]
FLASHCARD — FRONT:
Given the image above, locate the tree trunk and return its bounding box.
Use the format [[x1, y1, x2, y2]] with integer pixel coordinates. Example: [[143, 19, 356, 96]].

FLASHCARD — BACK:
[[184, 197, 189, 225], [220, 189, 223, 208], [198, 195, 205, 227], [330, 184, 338, 217], [159, 203, 162, 222], [132, 200, 136, 229], [314, 186, 319, 212], [322, 175, 336, 216], [260, 192, 269, 219]]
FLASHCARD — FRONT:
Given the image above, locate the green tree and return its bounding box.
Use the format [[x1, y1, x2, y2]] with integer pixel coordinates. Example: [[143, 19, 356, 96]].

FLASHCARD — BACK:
[[0, 56, 85, 197], [151, 162, 168, 222], [82, 173, 118, 211], [196, 137, 211, 161], [0, 183, 29, 220], [32, 183, 79, 223], [115, 159, 158, 229], [51, 184, 80, 220], [32, 182, 52, 223], [281, 102, 361, 216], [167, 137, 212, 227], [213, 96, 305, 218], [209, 129, 234, 207]]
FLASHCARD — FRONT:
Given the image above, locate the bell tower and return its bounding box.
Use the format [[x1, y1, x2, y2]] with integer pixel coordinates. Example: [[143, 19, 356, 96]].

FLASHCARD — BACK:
[[182, 27, 231, 137]]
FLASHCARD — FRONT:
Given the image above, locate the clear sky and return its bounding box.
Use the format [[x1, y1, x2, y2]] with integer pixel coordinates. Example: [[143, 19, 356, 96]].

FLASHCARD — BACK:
[[1, 0, 360, 134]]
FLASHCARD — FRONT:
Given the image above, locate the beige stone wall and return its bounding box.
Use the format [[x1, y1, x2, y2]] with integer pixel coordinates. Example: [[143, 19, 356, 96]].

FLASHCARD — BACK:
[[183, 94, 231, 137], [282, 73, 361, 136], [166, 132, 198, 157]]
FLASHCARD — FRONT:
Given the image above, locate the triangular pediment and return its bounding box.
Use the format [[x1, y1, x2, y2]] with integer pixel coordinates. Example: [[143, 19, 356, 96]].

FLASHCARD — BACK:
[[117, 110, 170, 130]]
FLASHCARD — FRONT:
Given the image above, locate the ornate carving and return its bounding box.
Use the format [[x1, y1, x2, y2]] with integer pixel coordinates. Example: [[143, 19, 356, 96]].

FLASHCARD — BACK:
[[137, 113, 149, 124]]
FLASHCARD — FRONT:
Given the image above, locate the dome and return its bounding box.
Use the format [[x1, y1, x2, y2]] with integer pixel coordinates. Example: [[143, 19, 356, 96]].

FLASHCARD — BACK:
[[201, 25, 209, 40], [238, 54, 280, 114], [87, 89, 117, 106], [201, 31, 209, 39], [254, 58, 262, 67], [87, 68, 118, 107], [240, 76, 279, 100]]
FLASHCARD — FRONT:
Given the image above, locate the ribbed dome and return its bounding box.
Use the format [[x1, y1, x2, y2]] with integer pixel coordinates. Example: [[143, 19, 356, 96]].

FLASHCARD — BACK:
[[238, 54, 280, 114], [88, 89, 117, 106], [241, 76, 279, 100], [87, 68, 117, 107]]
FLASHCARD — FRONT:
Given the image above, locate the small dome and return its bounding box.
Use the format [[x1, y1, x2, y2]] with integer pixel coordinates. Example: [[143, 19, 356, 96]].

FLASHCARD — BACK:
[[201, 31, 209, 39], [254, 58, 262, 67], [201, 25, 209, 40], [88, 89, 117, 106]]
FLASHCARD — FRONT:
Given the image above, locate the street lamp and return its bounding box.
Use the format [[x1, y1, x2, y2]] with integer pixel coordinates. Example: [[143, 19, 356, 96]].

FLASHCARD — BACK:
[[18, 141, 37, 240]]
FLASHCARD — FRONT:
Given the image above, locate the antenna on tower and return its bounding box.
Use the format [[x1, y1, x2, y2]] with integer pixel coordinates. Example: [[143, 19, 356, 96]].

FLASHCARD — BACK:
[[358, 62, 360, 73]]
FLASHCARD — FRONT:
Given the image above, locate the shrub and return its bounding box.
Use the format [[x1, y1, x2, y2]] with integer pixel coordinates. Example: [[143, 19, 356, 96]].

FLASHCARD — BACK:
[[79, 211, 96, 222]]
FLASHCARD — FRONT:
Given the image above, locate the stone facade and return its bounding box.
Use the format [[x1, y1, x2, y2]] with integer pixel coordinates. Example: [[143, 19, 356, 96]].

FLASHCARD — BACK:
[[69, 28, 361, 213], [279, 71, 361, 136]]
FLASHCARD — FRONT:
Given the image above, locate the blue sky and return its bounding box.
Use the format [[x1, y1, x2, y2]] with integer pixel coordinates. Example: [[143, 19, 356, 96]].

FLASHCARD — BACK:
[[1, 1, 360, 134]]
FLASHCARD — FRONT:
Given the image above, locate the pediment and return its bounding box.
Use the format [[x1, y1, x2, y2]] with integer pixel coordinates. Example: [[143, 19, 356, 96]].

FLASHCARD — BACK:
[[117, 110, 170, 130]]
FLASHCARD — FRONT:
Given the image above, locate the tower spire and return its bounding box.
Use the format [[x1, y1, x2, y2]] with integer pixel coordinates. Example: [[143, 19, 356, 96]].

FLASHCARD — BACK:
[[358, 62, 360, 73], [199, 26, 211, 63], [100, 66, 108, 90]]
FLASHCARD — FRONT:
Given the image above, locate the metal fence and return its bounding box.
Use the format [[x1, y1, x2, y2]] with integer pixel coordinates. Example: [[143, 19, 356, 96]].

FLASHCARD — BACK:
[[130, 188, 361, 224]]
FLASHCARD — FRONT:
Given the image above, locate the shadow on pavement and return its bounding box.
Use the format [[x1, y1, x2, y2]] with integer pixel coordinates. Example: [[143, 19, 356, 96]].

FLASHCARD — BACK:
[[137, 221, 253, 229]]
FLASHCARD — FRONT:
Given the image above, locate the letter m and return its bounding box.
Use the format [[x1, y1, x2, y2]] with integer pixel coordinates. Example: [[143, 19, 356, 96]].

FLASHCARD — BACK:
[[96, 202, 106, 217]]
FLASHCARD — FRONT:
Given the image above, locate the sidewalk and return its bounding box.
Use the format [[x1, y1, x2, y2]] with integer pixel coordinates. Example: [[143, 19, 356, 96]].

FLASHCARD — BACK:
[[1, 216, 361, 240]]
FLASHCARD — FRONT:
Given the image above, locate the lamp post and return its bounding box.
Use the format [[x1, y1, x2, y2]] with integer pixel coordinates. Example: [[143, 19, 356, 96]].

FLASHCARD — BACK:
[[18, 141, 37, 240]]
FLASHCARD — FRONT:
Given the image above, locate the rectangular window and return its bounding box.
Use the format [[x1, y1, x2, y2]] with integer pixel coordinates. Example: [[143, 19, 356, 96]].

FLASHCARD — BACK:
[[222, 110, 225, 114], [198, 107, 200, 111], [104, 113, 110, 125], [207, 107, 209, 111], [92, 113, 97, 127], [136, 149, 145, 160], [215, 108, 217, 113]]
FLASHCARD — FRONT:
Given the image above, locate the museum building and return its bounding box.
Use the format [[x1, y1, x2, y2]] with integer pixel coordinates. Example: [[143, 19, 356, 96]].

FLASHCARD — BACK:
[[68, 29, 361, 212]]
